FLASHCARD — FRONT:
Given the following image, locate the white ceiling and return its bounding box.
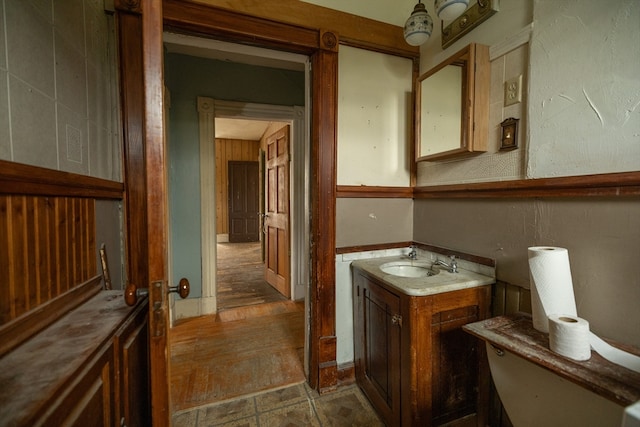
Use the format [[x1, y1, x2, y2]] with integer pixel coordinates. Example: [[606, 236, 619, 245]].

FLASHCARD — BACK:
[[214, 118, 275, 140]]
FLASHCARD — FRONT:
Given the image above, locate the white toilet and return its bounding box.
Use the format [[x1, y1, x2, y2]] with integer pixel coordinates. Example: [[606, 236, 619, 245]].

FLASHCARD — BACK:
[[486, 342, 626, 427]]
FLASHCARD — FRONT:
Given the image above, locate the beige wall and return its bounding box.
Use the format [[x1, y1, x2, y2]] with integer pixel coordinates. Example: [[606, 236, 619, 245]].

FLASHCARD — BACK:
[[414, 197, 640, 347], [333, 0, 640, 362], [412, 1, 640, 348], [336, 198, 413, 248]]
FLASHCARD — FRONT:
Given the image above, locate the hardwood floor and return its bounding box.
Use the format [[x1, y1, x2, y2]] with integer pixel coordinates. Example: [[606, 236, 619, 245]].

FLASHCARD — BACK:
[[170, 242, 302, 413], [216, 242, 287, 310], [170, 301, 305, 413], [170, 241, 383, 425]]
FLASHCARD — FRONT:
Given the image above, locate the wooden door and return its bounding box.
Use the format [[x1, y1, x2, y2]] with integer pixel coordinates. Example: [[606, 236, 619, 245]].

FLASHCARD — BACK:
[[264, 125, 290, 298], [141, 1, 171, 425], [228, 161, 260, 242]]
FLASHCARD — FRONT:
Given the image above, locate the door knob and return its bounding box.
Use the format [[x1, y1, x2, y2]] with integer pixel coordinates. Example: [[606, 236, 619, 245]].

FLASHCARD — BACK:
[[169, 278, 190, 299], [124, 278, 190, 306], [124, 283, 148, 306]]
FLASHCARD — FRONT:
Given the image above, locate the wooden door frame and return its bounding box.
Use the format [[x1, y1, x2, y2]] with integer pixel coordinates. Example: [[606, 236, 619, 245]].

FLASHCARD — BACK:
[[162, 0, 338, 392], [191, 98, 308, 321], [120, 0, 416, 411]]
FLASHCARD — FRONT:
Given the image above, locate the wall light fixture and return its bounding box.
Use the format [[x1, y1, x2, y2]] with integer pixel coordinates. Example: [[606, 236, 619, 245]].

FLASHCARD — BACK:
[[404, 0, 499, 48]]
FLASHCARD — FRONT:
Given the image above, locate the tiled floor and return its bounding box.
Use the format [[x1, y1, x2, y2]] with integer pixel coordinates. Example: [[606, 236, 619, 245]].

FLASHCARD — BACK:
[[172, 382, 384, 427]]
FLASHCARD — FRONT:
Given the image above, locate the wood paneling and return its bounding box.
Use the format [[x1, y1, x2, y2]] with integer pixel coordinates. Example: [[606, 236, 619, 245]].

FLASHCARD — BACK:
[[215, 138, 260, 235], [0, 160, 124, 199], [336, 185, 413, 198], [310, 47, 339, 392], [172, 0, 419, 58], [117, 8, 148, 296], [0, 195, 96, 326], [414, 171, 640, 198]]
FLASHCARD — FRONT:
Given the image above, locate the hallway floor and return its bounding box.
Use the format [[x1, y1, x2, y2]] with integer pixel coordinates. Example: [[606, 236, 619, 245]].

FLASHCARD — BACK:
[[170, 301, 383, 426], [170, 241, 382, 425]]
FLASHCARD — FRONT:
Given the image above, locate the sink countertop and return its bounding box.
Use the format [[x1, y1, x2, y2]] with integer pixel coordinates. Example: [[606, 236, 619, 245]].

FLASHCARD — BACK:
[[351, 256, 495, 297]]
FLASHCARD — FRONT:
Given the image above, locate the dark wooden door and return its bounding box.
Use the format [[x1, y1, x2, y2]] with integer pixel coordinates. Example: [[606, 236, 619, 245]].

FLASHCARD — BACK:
[[354, 272, 402, 427], [228, 161, 260, 243], [264, 125, 290, 298]]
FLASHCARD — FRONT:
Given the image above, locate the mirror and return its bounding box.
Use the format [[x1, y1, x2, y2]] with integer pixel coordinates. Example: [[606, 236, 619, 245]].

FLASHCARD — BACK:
[[416, 43, 490, 161]]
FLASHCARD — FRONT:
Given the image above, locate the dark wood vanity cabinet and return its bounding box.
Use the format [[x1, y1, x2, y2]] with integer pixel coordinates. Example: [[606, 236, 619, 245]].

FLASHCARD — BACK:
[[353, 272, 403, 426], [352, 267, 491, 427]]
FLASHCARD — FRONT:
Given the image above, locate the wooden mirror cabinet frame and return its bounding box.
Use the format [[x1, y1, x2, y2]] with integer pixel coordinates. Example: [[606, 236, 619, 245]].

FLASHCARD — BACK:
[[416, 43, 490, 162]]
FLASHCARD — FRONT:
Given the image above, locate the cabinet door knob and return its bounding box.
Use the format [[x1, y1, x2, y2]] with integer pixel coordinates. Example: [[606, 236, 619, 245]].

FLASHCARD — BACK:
[[391, 314, 403, 327]]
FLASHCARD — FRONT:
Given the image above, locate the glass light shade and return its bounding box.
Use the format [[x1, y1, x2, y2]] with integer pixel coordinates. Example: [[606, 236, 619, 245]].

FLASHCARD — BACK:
[[404, 2, 433, 46], [435, 0, 470, 21]]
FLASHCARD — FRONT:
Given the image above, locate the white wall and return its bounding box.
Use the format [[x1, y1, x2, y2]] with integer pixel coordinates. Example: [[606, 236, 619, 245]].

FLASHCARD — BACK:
[[337, 45, 413, 187], [417, 0, 640, 185], [527, 0, 640, 178], [417, 0, 532, 185]]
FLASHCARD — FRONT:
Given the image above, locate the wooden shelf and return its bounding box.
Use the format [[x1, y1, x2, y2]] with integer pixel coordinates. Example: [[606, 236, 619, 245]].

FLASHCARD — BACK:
[[464, 313, 640, 407]]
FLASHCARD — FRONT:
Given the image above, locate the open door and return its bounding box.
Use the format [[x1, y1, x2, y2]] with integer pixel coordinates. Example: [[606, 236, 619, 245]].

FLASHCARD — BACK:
[[264, 125, 291, 298], [142, 1, 172, 425]]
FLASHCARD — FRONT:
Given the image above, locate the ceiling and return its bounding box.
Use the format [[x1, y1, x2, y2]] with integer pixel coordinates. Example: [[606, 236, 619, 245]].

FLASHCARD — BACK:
[[214, 118, 275, 140]]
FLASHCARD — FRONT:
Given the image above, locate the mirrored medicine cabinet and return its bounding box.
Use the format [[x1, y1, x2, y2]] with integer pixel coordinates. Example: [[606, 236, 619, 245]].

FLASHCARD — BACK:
[[416, 43, 490, 161]]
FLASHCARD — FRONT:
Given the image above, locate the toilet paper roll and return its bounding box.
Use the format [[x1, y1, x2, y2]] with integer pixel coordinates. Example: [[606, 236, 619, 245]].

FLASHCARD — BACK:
[[528, 246, 640, 373], [528, 247, 577, 333], [548, 314, 591, 361]]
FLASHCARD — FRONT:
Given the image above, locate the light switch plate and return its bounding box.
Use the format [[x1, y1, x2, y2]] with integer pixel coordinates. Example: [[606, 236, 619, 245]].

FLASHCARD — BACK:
[[504, 75, 522, 106]]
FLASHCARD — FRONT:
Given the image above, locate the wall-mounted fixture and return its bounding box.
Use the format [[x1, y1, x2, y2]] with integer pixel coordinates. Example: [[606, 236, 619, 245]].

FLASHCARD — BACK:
[[404, 0, 499, 47], [416, 43, 490, 161], [442, 0, 499, 48], [403, 0, 434, 46], [499, 117, 519, 151]]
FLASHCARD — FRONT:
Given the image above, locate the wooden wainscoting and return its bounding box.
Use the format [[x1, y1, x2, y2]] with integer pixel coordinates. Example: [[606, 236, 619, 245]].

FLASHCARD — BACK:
[[488, 280, 532, 427], [0, 194, 96, 325]]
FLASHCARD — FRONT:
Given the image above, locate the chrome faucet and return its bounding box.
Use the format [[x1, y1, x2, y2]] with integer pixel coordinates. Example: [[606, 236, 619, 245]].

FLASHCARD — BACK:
[[433, 255, 458, 273], [408, 245, 418, 260]]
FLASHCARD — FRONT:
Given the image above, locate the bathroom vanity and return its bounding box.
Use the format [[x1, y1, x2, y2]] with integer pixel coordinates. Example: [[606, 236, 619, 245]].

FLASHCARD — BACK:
[[351, 256, 494, 426]]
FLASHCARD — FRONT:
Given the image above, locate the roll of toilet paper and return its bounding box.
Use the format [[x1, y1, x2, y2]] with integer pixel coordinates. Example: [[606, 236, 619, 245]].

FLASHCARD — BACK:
[[548, 314, 591, 361], [528, 247, 577, 333], [528, 246, 640, 373]]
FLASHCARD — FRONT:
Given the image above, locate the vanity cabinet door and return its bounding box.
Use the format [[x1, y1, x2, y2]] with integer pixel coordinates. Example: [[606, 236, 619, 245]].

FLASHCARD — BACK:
[[431, 305, 481, 425], [353, 272, 402, 427]]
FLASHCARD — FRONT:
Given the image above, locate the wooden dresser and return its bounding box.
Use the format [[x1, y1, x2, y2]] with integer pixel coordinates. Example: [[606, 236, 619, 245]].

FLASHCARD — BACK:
[[0, 291, 149, 427]]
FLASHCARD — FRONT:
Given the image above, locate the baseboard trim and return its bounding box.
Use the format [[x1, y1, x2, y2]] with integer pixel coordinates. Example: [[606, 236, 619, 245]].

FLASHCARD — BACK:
[[173, 296, 218, 321], [337, 362, 355, 386]]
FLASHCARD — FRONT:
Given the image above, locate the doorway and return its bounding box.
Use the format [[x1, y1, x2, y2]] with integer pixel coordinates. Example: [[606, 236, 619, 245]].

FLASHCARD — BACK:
[[215, 121, 291, 311], [164, 32, 311, 413]]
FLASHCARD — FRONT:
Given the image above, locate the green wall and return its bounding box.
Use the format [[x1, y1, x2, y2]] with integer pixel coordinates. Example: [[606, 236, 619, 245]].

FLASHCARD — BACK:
[[164, 53, 305, 297]]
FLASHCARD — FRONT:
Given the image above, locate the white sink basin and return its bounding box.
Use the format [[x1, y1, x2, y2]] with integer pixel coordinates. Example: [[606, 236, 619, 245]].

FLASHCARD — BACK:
[[380, 261, 439, 278]]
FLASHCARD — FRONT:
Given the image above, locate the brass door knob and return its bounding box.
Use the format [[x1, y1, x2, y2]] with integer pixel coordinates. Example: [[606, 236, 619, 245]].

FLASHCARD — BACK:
[[169, 278, 190, 299]]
